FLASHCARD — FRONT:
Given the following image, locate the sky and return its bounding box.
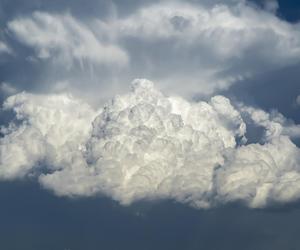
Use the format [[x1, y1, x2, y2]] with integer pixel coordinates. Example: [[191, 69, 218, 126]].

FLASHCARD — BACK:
[[0, 0, 300, 249]]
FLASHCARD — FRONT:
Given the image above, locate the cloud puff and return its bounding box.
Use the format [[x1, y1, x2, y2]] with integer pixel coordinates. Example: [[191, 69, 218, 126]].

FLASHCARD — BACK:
[[1, 92, 96, 179], [215, 136, 300, 207], [1, 79, 300, 209], [8, 11, 128, 68]]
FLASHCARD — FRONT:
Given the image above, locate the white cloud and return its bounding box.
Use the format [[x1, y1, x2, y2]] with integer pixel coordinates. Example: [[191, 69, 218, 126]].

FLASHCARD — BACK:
[[1, 92, 97, 179], [8, 12, 128, 68], [40, 79, 246, 206], [215, 136, 300, 208], [1, 79, 300, 209], [239, 105, 300, 139], [117, 1, 298, 59], [5, 1, 300, 99], [90, 1, 300, 95]]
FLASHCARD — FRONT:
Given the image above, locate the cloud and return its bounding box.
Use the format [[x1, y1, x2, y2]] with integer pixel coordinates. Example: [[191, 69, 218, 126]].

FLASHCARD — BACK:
[[216, 135, 300, 207], [3, 1, 300, 100], [263, 0, 279, 13], [0, 82, 18, 96], [0, 41, 11, 54], [39, 79, 247, 206], [8, 11, 129, 68], [1, 91, 96, 179], [1, 79, 300, 209], [239, 105, 300, 139], [93, 1, 300, 95]]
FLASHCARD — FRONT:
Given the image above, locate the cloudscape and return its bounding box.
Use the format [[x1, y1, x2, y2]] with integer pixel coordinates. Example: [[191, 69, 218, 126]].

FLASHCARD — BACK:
[[0, 0, 300, 249]]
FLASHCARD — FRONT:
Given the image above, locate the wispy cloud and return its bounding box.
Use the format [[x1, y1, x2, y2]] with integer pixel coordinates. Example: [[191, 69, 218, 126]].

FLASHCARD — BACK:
[[8, 11, 128, 68], [0, 41, 11, 54], [3, 1, 300, 99]]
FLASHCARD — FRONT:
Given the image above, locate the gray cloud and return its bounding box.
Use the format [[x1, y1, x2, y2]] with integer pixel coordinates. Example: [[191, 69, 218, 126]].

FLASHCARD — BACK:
[[296, 95, 300, 106]]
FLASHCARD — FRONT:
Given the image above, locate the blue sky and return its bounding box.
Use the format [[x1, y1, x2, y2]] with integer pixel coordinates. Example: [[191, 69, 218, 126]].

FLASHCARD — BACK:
[[0, 0, 300, 249]]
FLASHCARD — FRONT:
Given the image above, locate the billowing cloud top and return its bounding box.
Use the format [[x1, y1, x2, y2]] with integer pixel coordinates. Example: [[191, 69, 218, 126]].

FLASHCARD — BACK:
[[1, 79, 300, 209]]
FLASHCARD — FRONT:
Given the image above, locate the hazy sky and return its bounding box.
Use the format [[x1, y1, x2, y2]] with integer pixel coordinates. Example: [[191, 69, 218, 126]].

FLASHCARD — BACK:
[[0, 0, 300, 249]]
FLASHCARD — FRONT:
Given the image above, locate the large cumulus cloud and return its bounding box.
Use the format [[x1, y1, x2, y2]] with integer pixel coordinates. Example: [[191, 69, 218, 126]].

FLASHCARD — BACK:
[[1, 79, 300, 209], [1, 0, 300, 210]]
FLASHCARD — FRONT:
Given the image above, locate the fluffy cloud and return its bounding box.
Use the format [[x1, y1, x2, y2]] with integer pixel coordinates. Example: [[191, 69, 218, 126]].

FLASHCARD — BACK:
[[8, 11, 128, 68], [215, 136, 300, 207], [1, 92, 96, 178], [1, 79, 300, 209]]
